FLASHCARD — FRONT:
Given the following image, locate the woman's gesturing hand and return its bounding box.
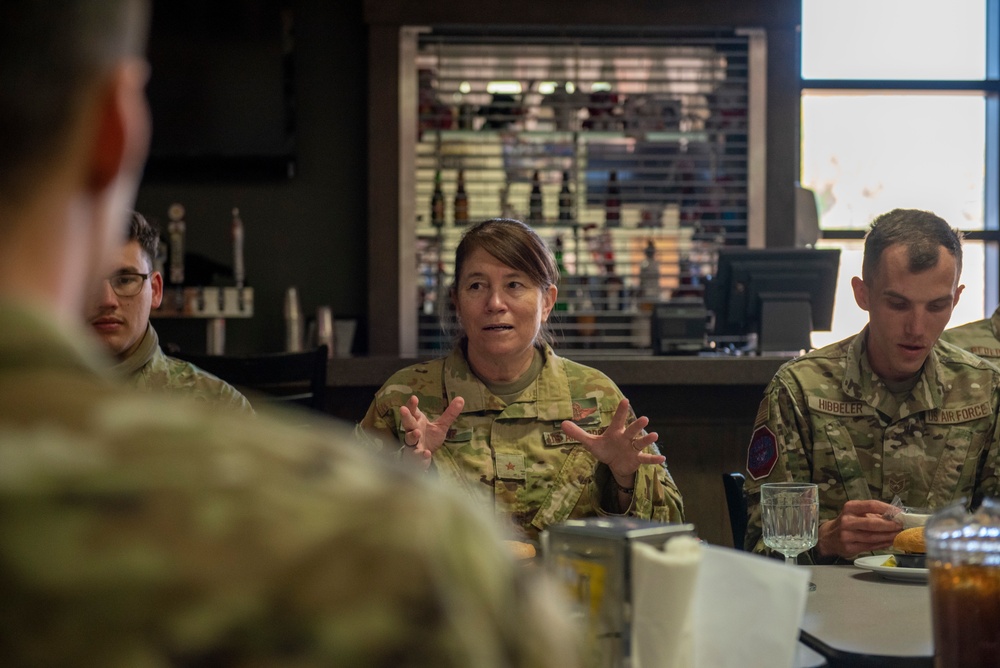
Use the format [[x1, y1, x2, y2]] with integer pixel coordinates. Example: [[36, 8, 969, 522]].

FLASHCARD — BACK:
[[560, 398, 665, 485], [398, 394, 465, 470]]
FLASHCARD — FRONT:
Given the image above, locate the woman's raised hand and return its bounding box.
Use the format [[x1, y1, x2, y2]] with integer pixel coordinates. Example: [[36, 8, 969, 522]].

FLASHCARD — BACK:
[[560, 398, 664, 483], [398, 394, 465, 470]]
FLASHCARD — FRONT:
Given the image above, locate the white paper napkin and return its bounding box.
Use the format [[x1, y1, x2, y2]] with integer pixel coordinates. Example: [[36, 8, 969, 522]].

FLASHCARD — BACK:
[[631, 535, 701, 667], [631, 537, 810, 668]]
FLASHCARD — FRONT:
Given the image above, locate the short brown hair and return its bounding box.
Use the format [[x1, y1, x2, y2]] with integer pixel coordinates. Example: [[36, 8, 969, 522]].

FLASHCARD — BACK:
[[862, 208, 963, 283], [0, 0, 149, 202], [128, 211, 160, 268]]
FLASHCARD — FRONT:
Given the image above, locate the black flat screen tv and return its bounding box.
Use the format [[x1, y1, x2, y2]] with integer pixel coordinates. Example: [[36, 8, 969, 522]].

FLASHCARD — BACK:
[[704, 247, 841, 353], [143, 0, 296, 181]]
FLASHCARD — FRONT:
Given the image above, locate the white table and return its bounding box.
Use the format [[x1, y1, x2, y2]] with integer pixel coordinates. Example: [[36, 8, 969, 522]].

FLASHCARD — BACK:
[[799, 565, 933, 667]]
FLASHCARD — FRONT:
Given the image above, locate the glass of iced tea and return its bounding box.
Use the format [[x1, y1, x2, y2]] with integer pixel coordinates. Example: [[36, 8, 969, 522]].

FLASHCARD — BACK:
[[926, 498, 1000, 668]]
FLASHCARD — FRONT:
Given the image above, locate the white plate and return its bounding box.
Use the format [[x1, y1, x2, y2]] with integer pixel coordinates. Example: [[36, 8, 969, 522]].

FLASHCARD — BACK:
[[853, 555, 928, 583]]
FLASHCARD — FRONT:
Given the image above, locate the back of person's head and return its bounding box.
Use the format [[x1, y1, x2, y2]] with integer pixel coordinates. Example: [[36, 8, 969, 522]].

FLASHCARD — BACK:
[[862, 208, 963, 283], [128, 211, 160, 268], [0, 0, 149, 204]]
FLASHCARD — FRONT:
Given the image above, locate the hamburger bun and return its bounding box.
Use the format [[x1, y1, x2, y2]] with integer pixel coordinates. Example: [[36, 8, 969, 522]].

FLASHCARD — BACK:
[[893, 526, 926, 554], [505, 540, 537, 560]]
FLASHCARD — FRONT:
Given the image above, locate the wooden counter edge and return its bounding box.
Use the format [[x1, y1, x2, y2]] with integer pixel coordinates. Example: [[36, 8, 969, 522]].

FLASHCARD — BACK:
[[327, 355, 789, 388]]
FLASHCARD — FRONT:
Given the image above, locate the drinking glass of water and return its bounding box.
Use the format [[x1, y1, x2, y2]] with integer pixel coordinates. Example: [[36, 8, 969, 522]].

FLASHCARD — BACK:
[[761, 482, 819, 565]]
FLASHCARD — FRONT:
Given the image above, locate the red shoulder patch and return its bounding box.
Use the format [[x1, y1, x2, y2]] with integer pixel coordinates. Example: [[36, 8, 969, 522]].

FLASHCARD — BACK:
[[746, 425, 778, 480]]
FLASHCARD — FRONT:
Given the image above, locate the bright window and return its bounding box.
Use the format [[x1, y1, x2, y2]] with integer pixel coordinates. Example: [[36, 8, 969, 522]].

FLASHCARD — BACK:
[[801, 0, 985, 80], [800, 0, 995, 345]]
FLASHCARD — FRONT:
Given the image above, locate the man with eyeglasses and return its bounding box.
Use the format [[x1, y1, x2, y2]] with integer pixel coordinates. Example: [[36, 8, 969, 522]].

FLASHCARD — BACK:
[[86, 211, 252, 412]]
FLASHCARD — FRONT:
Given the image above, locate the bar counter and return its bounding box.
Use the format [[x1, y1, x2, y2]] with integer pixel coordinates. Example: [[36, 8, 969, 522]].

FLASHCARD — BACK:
[[328, 354, 788, 388], [326, 354, 792, 547]]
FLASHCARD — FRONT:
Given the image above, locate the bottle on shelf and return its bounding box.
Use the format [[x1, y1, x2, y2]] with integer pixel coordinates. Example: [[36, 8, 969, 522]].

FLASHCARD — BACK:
[[558, 170, 574, 222], [167, 202, 186, 285], [605, 169, 621, 228], [529, 169, 544, 225], [430, 170, 445, 228], [554, 235, 569, 312], [231, 207, 245, 290], [499, 178, 515, 220], [453, 169, 469, 225], [638, 239, 661, 312], [599, 230, 623, 311]]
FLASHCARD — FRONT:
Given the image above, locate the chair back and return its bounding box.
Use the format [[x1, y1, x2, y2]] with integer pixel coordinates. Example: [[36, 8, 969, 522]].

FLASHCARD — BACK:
[[171, 345, 328, 413], [722, 471, 748, 550]]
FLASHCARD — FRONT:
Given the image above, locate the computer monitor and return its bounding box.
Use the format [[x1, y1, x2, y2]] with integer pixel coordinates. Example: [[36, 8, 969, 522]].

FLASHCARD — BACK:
[[704, 248, 841, 353]]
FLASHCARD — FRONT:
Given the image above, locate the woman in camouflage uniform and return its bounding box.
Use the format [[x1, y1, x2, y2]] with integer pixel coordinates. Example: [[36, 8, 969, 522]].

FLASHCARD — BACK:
[[360, 218, 684, 540]]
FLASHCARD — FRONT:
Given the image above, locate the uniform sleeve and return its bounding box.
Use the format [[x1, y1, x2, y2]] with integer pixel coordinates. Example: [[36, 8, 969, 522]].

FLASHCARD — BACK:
[[974, 396, 1000, 506], [356, 391, 403, 455], [743, 374, 814, 554], [219, 382, 255, 416]]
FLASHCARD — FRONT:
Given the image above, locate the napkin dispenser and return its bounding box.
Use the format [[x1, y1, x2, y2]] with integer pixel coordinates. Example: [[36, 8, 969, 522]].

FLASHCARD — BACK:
[[542, 517, 696, 668]]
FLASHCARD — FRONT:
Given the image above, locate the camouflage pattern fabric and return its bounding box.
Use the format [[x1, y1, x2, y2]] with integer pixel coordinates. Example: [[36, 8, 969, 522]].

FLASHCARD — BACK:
[[0, 302, 580, 666], [113, 324, 254, 414], [744, 328, 1000, 561], [941, 305, 1000, 361], [359, 344, 685, 541]]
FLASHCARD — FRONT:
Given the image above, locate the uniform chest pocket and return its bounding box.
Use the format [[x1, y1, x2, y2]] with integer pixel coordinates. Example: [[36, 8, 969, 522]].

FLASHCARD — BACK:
[[815, 415, 884, 496]]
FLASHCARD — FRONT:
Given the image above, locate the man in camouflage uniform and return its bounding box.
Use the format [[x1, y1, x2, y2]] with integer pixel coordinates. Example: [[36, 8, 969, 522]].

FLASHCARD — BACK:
[[745, 209, 1000, 562], [360, 343, 685, 541], [87, 211, 253, 413], [941, 304, 1000, 363], [0, 2, 580, 665]]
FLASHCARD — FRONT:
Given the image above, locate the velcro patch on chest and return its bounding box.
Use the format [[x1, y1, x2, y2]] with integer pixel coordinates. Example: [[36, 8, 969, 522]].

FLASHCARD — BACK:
[[746, 425, 778, 481], [495, 452, 526, 481], [445, 426, 473, 442], [807, 396, 874, 417], [543, 425, 606, 447], [970, 346, 1000, 358], [925, 401, 993, 424], [570, 397, 602, 426]]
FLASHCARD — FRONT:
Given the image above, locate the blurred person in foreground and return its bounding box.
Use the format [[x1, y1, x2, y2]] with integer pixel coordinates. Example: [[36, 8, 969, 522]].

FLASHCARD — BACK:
[[941, 303, 1000, 363], [744, 209, 1000, 562], [0, 2, 579, 665], [86, 210, 253, 413], [359, 218, 684, 541]]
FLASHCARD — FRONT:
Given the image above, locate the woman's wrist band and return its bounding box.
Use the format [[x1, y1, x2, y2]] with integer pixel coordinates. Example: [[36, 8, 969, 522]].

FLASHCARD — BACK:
[[612, 477, 635, 495]]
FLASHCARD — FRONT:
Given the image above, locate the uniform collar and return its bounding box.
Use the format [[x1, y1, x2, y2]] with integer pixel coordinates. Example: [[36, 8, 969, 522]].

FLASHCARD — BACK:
[[844, 326, 945, 415], [110, 323, 158, 378], [443, 343, 575, 420]]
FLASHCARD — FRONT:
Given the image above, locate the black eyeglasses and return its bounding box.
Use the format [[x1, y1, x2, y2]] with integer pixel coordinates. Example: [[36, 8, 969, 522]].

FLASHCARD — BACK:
[[106, 272, 151, 297]]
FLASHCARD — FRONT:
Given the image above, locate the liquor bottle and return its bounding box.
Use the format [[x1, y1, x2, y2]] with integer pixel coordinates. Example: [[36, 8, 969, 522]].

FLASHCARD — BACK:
[[558, 170, 574, 222], [599, 230, 623, 310], [430, 170, 445, 228], [529, 169, 544, 225], [554, 235, 568, 312], [638, 239, 661, 312], [453, 169, 469, 225], [167, 202, 186, 285], [605, 170, 621, 228], [231, 207, 245, 290], [499, 178, 515, 219]]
